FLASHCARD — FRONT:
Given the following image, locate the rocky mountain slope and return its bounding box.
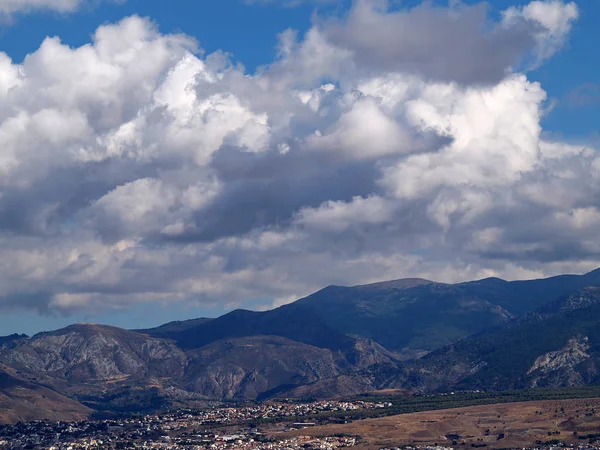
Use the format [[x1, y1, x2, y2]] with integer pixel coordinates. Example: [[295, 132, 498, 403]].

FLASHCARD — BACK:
[[2, 269, 600, 421], [409, 286, 600, 392], [183, 335, 397, 400], [0, 322, 400, 416], [1, 324, 187, 383]]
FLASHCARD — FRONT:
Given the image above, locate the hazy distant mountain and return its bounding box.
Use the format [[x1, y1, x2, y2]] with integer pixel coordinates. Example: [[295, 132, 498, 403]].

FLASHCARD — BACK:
[[2, 269, 600, 421], [135, 318, 213, 339], [138, 272, 600, 360], [294, 269, 600, 356], [142, 305, 357, 352], [292, 279, 512, 358]]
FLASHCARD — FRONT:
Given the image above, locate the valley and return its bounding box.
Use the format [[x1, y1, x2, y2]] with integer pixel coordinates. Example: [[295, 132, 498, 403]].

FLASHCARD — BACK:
[[6, 393, 600, 449]]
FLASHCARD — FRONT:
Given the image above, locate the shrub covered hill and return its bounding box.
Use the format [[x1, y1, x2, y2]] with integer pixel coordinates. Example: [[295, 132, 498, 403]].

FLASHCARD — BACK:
[[408, 285, 600, 392], [2, 268, 600, 421]]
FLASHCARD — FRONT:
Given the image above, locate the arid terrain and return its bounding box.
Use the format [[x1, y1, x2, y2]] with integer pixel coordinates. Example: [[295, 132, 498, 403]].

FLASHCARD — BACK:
[[282, 397, 600, 449]]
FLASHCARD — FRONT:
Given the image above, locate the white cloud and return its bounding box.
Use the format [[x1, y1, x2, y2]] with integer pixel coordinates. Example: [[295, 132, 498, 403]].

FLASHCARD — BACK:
[[296, 196, 394, 232], [90, 178, 179, 237], [308, 97, 412, 158], [503, 0, 579, 66], [0, 0, 119, 17], [0, 1, 595, 316], [383, 74, 547, 199]]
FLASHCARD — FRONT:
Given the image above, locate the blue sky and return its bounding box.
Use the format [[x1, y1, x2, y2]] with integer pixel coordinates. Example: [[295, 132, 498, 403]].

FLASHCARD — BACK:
[[532, 1, 600, 139], [0, 0, 598, 336], [0, 0, 328, 70]]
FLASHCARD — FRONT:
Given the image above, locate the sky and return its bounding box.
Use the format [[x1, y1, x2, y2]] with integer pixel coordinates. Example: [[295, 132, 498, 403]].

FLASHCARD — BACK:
[[0, 0, 598, 335]]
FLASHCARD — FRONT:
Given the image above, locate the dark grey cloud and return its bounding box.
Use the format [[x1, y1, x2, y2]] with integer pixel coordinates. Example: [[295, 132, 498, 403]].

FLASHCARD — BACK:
[[322, 2, 535, 84], [186, 163, 380, 242]]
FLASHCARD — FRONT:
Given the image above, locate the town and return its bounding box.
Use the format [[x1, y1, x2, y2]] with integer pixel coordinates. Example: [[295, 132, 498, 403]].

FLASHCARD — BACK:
[[0, 400, 388, 449]]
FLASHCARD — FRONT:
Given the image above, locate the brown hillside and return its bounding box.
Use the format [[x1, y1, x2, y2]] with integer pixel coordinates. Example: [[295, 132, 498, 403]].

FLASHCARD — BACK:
[[0, 365, 90, 424], [282, 397, 600, 449]]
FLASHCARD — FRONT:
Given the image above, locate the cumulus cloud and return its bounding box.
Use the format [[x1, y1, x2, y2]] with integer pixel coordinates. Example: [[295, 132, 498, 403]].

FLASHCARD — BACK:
[[316, 0, 577, 84], [0, 1, 594, 316], [502, 0, 579, 67]]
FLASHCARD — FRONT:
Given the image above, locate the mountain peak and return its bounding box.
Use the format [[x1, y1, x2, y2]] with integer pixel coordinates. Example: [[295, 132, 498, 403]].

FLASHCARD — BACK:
[[468, 277, 508, 284], [63, 322, 119, 332], [32, 322, 141, 340], [352, 278, 434, 290]]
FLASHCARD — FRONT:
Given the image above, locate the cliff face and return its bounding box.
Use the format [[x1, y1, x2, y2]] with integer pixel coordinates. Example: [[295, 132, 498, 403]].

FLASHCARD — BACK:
[[527, 336, 594, 388]]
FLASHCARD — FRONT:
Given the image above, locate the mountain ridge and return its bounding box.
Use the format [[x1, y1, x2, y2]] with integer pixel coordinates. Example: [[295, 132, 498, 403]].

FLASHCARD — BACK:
[[2, 269, 600, 421]]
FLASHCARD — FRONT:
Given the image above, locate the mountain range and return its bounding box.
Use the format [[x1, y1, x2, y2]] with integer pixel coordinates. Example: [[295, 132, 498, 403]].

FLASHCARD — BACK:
[[3, 268, 600, 423]]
